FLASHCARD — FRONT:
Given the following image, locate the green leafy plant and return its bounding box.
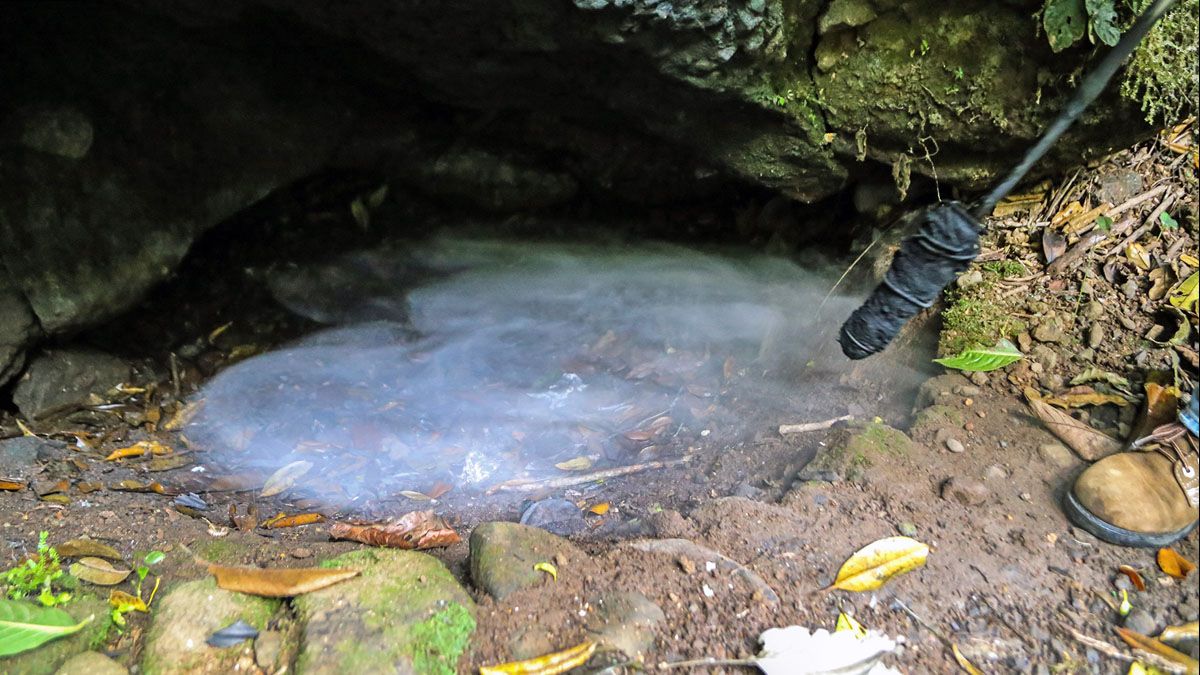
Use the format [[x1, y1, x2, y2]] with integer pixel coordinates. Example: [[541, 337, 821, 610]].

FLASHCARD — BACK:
[[1159, 211, 1179, 229], [3, 532, 71, 607], [0, 598, 92, 657], [1095, 215, 1114, 231], [933, 339, 1024, 372], [110, 550, 164, 629]]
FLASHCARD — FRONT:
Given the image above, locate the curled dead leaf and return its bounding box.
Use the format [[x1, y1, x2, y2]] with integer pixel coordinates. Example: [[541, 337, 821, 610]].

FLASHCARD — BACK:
[[1025, 390, 1123, 461], [479, 640, 596, 675], [261, 513, 325, 529], [1115, 627, 1200, 673], [55, 539, 121, 560], [206, 562, 358, 597], [1044, 393, 1131, 409], [0, 479, 25, 491], [1118, 565, 1147, 592], [328, 511, 461, 550], [829, 536, 929, 592], [1157, 548, 1196, 580], [105, 440, 172, 461], [587, 502, 610, 516]]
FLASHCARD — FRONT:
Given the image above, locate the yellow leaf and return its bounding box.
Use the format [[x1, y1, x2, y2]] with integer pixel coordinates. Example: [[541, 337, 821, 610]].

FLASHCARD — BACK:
[[70, 557, 131, 586], [105, 440, 172, 461], [1044, 392, 1131, 408], [534, 562, 558, 581], [1051, 201, 1084, 227], [1180, 254, 1199, 267], [835, 613, 866, 639], [1127, 243, 1152, 270], [587, 502, 610, 515], [109, 590, 147, 613], [952, 643, 984, 675], [1157, 548, 1196, 579], [260, 460, 313, 497], [554, 456, 593, 471], [1116, 628, 1200, 673], [830, 536, 929, 592], [1159, 621, 1199, 649], [479, 641, 596, 675], [1169, 272, 1198, 313]]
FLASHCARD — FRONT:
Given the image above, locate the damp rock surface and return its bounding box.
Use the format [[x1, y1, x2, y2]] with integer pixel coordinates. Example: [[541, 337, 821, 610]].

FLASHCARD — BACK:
[[54, 651, 128, 675], [11, 349, 131, 420], [470, 522, 583, 601]]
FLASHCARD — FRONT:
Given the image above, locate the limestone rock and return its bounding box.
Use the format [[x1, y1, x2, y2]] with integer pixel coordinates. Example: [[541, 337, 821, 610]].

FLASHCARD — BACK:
[[585, 592, 665, 660], [11, 349, 131, 420], [142, 579, 281, 675], [293, 549, 474, 675], [54, 651, 128, 675], [470, 522, 582, 601]]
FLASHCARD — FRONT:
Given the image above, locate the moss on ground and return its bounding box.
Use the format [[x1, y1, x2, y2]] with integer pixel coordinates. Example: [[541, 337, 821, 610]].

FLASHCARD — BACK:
[[938, 267, 1026, 356], [406, 603, 476, 675], [1122, 0, 1199, 124]]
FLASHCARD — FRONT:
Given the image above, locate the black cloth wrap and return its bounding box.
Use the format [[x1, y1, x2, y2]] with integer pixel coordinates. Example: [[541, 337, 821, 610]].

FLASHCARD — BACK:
[[839, 201, 981, 359]]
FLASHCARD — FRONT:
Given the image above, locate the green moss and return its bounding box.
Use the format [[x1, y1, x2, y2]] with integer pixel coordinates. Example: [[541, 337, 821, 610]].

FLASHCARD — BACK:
[[912, 405, 966, 435], [939, 277, 1025, 356], [406, 604, 476, 675], [1121, 0, 1198, 124], [197, 540, 240, 564]]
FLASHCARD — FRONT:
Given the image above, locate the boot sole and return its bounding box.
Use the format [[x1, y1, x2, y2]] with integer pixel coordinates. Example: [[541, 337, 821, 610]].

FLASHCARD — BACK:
[[1063, 490, 1198, 548]]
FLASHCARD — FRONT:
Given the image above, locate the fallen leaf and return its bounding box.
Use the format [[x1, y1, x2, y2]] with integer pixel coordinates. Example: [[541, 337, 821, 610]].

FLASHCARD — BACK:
[[1170, 272, 1198, 313], [69, 557, 131, 586], [829, 536, 929, 592], [534, 562, 558, 581], [108, 590, 147, 613], [1127, 243, 1152, 270], [0, 599, 93, 657], [206, 563, 358, 597], [425, 482, 454, 499], [39, 494, 70, 504], [207, 619, 259, 648], [55, 539, 122, 560], [479, 640, 596, 675], [933, 340, 1023, 372], [328, 511, 461, 550], [1159, 621, 1199, 650], [1044, 392, 1131, 408], [1070, 367, 1131, 389], [1149, 268, 1171, 301], [261, 513, 325, 529], [1116, 627, 1200, 673], [1157, 548, 1196, 580], [755, 626, 898, 675], [110, 480, 172, 495], [105, 440, 172, 461], [1026, 392, 1123, 461], [554, 456, 593, 471], [835, 613, 866, 639], [0, 479, 25, 491], [1051, 201, 1084, 227], [398, 490, 433, 501], [952, 643, 984, 675], [145, 454, 193, 472], [1118, 565, 1147, 591], [587, 502, 610, 515], [163, 399, 204, 431], [260, 460, 313, 497]]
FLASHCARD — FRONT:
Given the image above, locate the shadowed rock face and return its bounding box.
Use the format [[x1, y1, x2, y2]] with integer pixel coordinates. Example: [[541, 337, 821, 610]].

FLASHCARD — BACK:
[[0, 0, 1155, 382]]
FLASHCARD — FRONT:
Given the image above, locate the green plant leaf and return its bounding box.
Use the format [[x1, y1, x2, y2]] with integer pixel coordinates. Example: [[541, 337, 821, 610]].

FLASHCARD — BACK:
[[1085, 0, 1120, 46], [1159, 211, 1179, 229], [143, 551, 165, 566], [0, 599, 92, 657], [1044, 0, 1087, 52], [933, 340, 1024, 372]]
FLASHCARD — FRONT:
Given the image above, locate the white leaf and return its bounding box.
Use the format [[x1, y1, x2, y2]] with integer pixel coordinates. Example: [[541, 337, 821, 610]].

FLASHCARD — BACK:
[[756, 626, 899, 675]]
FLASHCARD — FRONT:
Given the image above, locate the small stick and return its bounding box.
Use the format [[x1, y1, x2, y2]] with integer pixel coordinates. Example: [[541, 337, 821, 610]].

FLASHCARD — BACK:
[[486, 457, 693, 494], [657, 657, 757, 670], [1064, 627, 1187, 674], [778, 415, 853, 435], [1105, 190, 1176, 257], [1108, 184, 1169, 219]]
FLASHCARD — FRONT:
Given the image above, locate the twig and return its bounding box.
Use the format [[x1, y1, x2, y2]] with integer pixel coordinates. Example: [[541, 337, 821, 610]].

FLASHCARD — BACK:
[[778, 415, 853, 435], [1046, 216, 1135, 277], [486, 456, 694, 494], [1105, 190, 1177, 258], [657, 657, 757, 670], [1064, 627, 1187, 674], [1041, 169, 1081, 221], [1108, 184, 1169, 219]]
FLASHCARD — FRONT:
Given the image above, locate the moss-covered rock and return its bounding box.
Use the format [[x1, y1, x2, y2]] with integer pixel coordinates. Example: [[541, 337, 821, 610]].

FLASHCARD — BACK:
[[911, 405, 967, 436], [141, 578, 281, 675], [798, 421, 914, 482], [0, 596, 110, 675], [293, 549, 474, 675], [469, 522, 582, 601]]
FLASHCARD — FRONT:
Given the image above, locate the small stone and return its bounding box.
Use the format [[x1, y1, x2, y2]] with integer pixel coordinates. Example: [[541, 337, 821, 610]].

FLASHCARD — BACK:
[[1039, 373, 1065, 391], [1123, 609, 1159, 637], [290, 547, 313, 559], [942, 477, 989, 506], [1113, 575, 1133, 592], [1020, 492, 1033, 502], [969, 371, 989, 386], [1087, 323, 1104, 349], [54, 651, 128, 675], [585, 592, 666, 660], [254, 630, 285, 672], [1097, 169, 1143, 206], [1077, 348, 1095, 362], [897, 522, 918, 537], [983, 464, 1009, 481], [731, 481, 764, 500], [953, 385, 981, 396], [945, 438, 965, 454], [1084, 301, 1105, 320], [1030, 344, 1059, 371], [1038, 443, 1076, 469], [1032, 317, 1066, 344], [956, 270, 985, 289], [1017, 331, 1034, 352], [678, 556, 697, 574], [12, 349, 132, 420]]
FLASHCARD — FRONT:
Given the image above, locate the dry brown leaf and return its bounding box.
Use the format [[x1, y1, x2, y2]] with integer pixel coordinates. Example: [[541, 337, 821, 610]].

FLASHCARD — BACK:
[[587, 502, 611, 515], [56, 539, 121, 560], [163, 399, 204, 431], [1044, 392, 1131, 408], [145, 454, 193, 472], [1026, 392, 1123, 461], [1157, 548, 1196, 580], [328, 511, 461, 550], [554, 456, 593, 471], [1118, 565, 1147, 591], [425, 481, 454, 499], [0, 478, 25, 491], [70, 557, 131, 586], [207, 562, 358, 597], [260, 460, 313, 497], [110, 480, 172, 495]]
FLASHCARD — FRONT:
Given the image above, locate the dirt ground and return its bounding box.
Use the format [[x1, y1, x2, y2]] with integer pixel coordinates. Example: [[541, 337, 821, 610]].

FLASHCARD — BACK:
[[2, 128, 1198, 673]]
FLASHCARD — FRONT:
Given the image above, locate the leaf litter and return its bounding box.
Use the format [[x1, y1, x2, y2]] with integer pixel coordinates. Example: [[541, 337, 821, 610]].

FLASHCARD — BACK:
[[328, 510, 460, 550]]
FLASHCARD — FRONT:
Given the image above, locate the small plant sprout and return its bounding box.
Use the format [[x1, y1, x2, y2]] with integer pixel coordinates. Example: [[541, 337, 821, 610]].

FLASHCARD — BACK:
[[3, 532, 71, 607]]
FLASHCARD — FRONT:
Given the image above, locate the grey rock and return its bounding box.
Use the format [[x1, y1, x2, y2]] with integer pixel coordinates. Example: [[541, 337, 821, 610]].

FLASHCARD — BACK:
[[983, 464, 1009, 481], [410, 148, 578, 213], [955, 270, 985, 289], [586, 591, 666, 660], [143, 579, 280, 674], [1030, 344, 1060, 372], [953, 385, 982, 396], [8, 105, 95, 160], [520, 498, 588, 536], [0, 436, 65, 475], [293, 549, 474, 675], [1084, 301, 1105, 320], [731, 481, 764, 500], [470, 521, 582, 600], [1097, 170, 1143, 206], [1038, 443, 1077, 469], [54, 651, 127, 675], [945, 438, 965, 454], [897, 522, 918, 537], [1113, 575, 1133, 592], [1032, 316, 1067, 344], [12, 349, 131, 419], [969, 371, 989, 387], [0, 278, 39, 385], [1087, 323, 1104, 349], [942, 477, 990, 506], [1123, 609, 1159, 637], [818, 0, 878, 33], [254, 630, 285, 672]]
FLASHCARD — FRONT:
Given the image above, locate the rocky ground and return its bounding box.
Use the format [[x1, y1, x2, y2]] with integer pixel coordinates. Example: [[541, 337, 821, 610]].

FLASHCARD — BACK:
[[1, 126, 1198, 673]]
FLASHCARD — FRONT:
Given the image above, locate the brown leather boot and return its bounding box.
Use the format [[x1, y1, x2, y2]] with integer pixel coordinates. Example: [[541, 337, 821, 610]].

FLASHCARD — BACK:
[[1064, 434, 1199, 547]]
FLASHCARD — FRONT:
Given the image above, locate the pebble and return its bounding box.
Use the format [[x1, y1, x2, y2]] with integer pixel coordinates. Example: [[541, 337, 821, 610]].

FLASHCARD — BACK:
[[1123, 609, 1159, 636], [983, 464, 1009, 481], [520, 498, 588, 536], [1113, 575, 1133, 592], [1084, 301, 1105, 320], [290, 547, 313, 559], [1032, 316, 1066, 343], [1087, 323, 1104, 349], [953, 385, 981, 396], [1019, 492, 1033, 502], [941, 477, 989, 506], [1038, 443, 1076, 469], [945, 438, 965, 454], [969, 371, 989, 386], [897, 522, 918, 537]]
